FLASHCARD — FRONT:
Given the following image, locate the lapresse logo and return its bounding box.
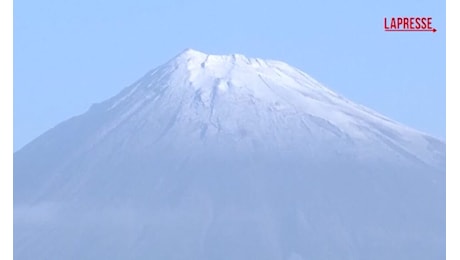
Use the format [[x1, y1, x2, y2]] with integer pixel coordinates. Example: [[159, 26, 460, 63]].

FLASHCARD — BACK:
[[384, 17, 437, 33]]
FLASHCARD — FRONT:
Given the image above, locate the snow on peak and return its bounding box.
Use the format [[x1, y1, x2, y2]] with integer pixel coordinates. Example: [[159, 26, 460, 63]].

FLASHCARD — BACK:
[[94, 49, 444, 169], [166, 49, 321, 92], [177, 48, 207, 59], [171, 49, 275, 70]]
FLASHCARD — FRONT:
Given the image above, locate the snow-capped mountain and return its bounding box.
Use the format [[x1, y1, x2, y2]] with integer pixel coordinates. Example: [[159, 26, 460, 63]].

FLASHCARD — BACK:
[[14, 49, 445, 260]]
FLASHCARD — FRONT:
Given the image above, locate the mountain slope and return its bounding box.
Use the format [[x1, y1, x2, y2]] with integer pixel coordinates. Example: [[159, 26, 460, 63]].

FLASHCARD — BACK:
[[14, 49, 445, 260]]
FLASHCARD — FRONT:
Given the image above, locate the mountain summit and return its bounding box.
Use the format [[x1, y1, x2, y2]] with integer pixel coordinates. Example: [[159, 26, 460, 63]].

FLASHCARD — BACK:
[[14, 49, 445, 260]]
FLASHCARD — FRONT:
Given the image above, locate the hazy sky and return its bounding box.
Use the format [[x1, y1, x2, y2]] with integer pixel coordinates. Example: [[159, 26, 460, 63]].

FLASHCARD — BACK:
[[14, 0, 445, 151]]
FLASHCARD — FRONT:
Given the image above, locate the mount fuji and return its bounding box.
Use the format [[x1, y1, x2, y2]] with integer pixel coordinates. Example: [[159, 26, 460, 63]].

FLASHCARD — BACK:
[[14, 49, 445, 260]]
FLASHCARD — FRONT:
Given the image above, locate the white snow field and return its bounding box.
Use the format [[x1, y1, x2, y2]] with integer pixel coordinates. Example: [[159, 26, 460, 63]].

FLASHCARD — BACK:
[[14, 49, 445, 260]]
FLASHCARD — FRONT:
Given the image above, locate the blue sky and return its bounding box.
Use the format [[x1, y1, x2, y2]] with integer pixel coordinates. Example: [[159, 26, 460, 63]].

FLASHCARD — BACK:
[[14, 0, 445, 151]]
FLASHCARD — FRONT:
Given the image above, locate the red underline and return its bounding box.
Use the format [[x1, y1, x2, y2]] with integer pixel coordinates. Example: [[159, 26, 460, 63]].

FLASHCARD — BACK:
[[384, 29, 434, 32]]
